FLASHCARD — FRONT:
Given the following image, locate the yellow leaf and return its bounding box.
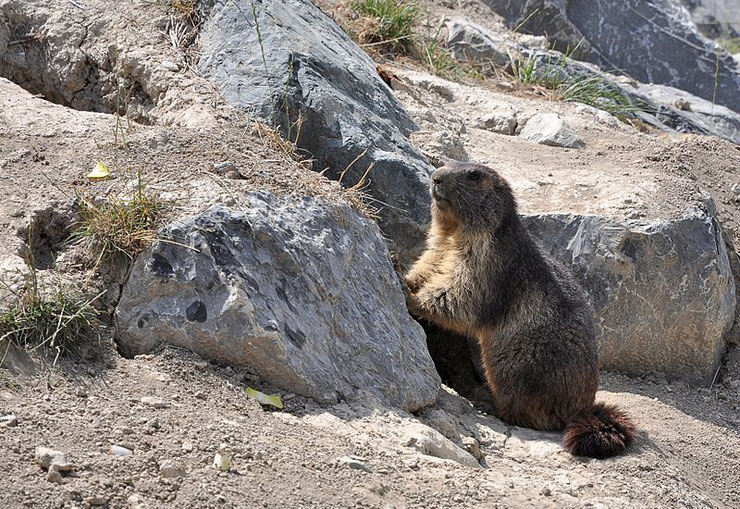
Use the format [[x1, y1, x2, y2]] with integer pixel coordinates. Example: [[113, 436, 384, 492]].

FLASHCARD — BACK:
[[245, 387, 284, 409], [88, 160, 110, 180]]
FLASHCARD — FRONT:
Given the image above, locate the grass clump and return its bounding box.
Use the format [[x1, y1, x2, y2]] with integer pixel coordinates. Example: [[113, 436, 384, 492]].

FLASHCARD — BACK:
[[718, 37, 740, 54], [507, 42, 643, 118], [418, 26, 482, 82], [508, 39, 582, 89], [0, 269, 102, 363], [73, 174, 166, 265], [421, 38, 461, 79], [351, 0, 418, 52], [557, 76, 643, 116]]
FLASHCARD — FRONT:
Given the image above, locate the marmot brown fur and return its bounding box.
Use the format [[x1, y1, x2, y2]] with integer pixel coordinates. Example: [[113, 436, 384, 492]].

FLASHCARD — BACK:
[[406, 161, 636, 459]]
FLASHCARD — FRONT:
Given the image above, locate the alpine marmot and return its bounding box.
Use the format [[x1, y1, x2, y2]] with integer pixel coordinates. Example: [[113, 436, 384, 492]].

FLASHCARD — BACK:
[[406, 162, 636, 458]]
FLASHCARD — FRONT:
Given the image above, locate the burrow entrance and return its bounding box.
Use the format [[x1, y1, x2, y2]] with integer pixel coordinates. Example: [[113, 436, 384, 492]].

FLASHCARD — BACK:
[[420, 320, 497, 411], [17, 207, 74, 270]]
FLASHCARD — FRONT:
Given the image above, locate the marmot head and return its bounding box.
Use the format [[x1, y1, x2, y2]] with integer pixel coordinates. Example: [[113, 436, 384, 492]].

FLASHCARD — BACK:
[[430, 162, 517, 233]]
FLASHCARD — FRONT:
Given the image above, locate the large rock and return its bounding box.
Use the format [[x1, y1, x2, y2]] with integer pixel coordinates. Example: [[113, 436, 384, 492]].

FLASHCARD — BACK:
[[522, 206, 736, 383], [198, 0, 435, 265], [482, 0, 740, 112], [115, 193, 441, 411]]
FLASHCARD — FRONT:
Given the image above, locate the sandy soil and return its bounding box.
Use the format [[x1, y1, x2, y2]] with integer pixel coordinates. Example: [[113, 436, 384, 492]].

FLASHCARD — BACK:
[[1, 343, 740, 508]]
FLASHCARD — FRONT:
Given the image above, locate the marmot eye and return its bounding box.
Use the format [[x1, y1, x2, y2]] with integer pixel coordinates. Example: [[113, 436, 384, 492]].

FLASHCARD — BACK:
[[467, 171, 481, 181]]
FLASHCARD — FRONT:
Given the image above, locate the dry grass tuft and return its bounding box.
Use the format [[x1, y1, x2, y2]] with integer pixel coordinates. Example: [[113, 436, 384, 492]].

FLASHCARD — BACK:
[[251, 119, 315, 170], [0, 268, 103, 364], [351, 0, 418, 53], [72, 174, 167, 265]]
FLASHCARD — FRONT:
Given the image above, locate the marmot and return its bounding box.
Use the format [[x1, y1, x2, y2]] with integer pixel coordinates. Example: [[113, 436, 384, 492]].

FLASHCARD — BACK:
[[406, 162, 636, 458]]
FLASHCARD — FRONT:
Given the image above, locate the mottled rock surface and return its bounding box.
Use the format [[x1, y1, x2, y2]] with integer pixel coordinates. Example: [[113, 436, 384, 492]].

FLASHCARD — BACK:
[[116, 193, 440, 411], [199, 0, 435, 264], [482, 0, 740, 112], [522, 208, 736, 383]]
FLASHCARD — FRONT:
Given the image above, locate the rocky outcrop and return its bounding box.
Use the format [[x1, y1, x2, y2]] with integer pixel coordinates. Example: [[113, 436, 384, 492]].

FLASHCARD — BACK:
[[522, 206, 736, 383], [198, 0, 435, 265], [445, 20, 740, 144], [0, 0, 220, 127], [446, 19, 513, 68], [482, 0, 740, 112], [115, 194, 441, 411]]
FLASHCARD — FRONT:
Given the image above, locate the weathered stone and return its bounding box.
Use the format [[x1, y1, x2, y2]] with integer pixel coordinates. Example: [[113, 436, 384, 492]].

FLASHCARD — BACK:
[[626, 82, 740, 144], [158, 460, 186, 478], [461, 436, 483, 461], [519, 113, 584, 148], [84, 496, 108, 506], [35, 447, 72, 472], [337, 456, 372, 473], [116, 193, 440, 411], [411, 130, 468, 167], [446, 19, 514, 68], [677, 0, 740, 39], [475, 108, 518, 135], [198, 0, 434, 265], [140, 396, 169, 409], [46, 466, 63, 484], [0, 414, 18, 427], [401, 423, 481, 469], [482, 0, 740, 111], [522, 207, 736, 382]]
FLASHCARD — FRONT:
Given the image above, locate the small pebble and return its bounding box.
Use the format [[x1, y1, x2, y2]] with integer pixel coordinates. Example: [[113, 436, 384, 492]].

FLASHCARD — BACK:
[[213, 453, 232, 471], [35, 447, 73, 472], [0, 414, 18, 427], [461, 437, 483, 461], [140, 396, 169, 409], [159, 460, 186, 478], [161, 60, 180, 72], [85, 496, 107, 506], [46, 466, 63, 484], [337, 456, 372, 473], [110, 445, 133, 456]]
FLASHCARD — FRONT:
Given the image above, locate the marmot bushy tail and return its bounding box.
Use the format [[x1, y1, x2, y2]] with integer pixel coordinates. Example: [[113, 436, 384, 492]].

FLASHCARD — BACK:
[[563, 403, 636, 458], [406, 161, 636, 459]]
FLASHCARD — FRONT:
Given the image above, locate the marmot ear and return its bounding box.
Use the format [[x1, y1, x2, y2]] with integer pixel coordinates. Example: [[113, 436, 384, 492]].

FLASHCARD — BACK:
[[462, 167, 480, 181]]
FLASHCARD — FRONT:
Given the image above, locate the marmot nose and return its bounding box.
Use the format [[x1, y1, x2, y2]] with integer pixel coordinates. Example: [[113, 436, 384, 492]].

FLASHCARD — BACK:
[[431, 172, 445, 184]]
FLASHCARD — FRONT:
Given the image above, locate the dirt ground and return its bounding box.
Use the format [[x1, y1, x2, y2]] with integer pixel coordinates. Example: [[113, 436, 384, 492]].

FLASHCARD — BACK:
[[1, 0, 740, 507], [1, 343, 740, 508]]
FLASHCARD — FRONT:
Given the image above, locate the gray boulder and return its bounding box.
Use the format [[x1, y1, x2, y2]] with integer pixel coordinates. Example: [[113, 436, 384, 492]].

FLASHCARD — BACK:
[[198, 0, 435, 266], [115, 193, 441, 411], [522, 207, 736, 383], [627, 82, 740, 144], [482, 0, 740, 112], [446, 19, 513, 68]]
